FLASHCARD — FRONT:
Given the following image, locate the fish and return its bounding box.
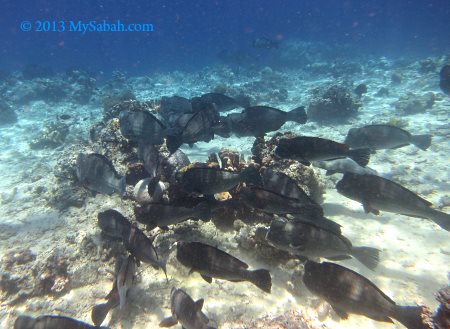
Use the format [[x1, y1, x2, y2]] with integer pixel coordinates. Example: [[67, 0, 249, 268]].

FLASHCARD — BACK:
[[260, 219, 380, 270], [253, 37, 279, 49], [175, 166, 261, 195], [176, 241, 272, 293], [14, 315, 108, 329], [98, 209, 167, 274], [134, 202, 211, 229], [159, 95, 193, 125], [192, 93, 240, 112], [225, 106, 307, 137], [303, 261, 428, 329], [133, 177, 166, 204], [76, 153, 126, 197], [239, 185, 323, 217], [312, 158, 378, 176], [91, 255, 136, 326], [119, 110, 167, 144], [275, 136, 371, 166], [137, 143, 160, 177], [166, 109, 219, 153], [336, 174, 450, 232], [345, 125, 432, 151], [159, 287, 216, 329], [262, 168, 316, 201], [439, 64, 450, 95]]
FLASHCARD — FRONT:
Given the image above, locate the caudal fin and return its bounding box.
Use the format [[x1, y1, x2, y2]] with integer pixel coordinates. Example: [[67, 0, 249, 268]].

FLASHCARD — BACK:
[[287, 106, 307, 124], [392, 305, 427, 329], [348, 148, 371, 167], [411, 134, 432, 151], [249, 269, 272, 293], [91, 302, 112, 326], [428, 209, 450, 232], [351, 246, 380, 270]]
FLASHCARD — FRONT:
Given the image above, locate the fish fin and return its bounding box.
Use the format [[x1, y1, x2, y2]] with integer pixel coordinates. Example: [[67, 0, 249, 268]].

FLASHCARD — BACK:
[[351, 246, 380, 270], [367, 314, 394, 323], [326, 170, 337, 176], [349, 148, 371, 167], [289, 243, 304, 250], [300, 161, 311, 166], [165, 134, 183, 154], [249, 269, 272, 293], [411, 134, 432, 151], [200, 274, 213, 283], [287, 106, 307, 124], [391, 143, 410, 149], [362, 201, 379, 215], [325, 255, 352, 261], [392, 305, 426, 329], [91, 302, 112, 326], [241, 166, 262, 186], [147, 176, 160, 196], [331, 305, 349, 319], [428, 209, 450, 232], [159, 316, 178, 327], [194, 298, 204, 311]]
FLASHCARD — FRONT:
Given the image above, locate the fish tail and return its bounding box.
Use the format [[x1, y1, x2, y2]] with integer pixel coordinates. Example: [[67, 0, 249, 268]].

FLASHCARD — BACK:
[[428, 209, 450, 232], [350, 246, 380, 270], [287, 106, 307, 124], [165, 134, 183, 154], [91, 302, 112, 326], [118, 176, 127, 198], [348, 148, 371, 167], [249, 269, 272, 293], [391, 305, 428, 329], [411, 134, 432, 151], [241, 166, 262, 186]]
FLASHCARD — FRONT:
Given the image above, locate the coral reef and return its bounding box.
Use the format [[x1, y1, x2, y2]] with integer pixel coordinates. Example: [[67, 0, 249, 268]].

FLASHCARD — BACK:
[[433, 285, 450, 329], [394, 92, 435, 115], [0, 99, 17, 126], [29, 121, 69, 150], [307, 85, 361, 123]]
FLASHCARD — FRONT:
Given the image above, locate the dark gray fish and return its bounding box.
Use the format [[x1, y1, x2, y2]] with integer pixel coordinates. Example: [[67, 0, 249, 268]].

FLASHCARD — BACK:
[[239, 185, 323, 217], [225, 106, 307, 137], [166, 149, 191, 174], [313, 159, 378, 176], [119, 110, 167, 144], [98, 210, 167, 274], [134, 202, 211, 228], [262, 168, 315, 201], [176, 166, 261, 195], [345, 125, 432, 151], [253, 37, 279, 49], [166, 109, 217, 153], [159, 95, 193, 125], [137, 143, 160, 177], [336, 174, 450, 232], [76, 153, 126, 197], [160, 288, 216, 329], [14, 315, 108, 329], [91, 256, 136, 326], [193, 93, 240, 112], [261, 219, 380, 270], [176, 241, 272, 293], [275, 136, 370, 166], [303, 261, 427, 329]]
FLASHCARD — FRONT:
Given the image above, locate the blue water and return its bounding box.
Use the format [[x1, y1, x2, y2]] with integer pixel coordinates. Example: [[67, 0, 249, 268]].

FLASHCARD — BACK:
[[1, 0, 449, 76]]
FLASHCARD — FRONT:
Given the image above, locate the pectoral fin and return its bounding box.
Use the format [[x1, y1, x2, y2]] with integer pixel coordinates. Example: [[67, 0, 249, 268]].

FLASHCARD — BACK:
[[194, 298, 204, 311], [362, 201, 380, 215], [326, 170, 337, 176], [159, 316, 178, 327], [200, 274, 213, 283], [326, 255, 352, 261], [331, 304, 349, 319]]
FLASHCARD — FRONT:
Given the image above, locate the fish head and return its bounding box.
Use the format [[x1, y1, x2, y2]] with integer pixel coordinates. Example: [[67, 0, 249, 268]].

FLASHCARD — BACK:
[[14, 316, 36, 329], [274, 139, 292, 158], [97, 209, 130, 238], [344, 128, 362, 146], [254, 227, 269, 243], [302, 260, 322, 288]]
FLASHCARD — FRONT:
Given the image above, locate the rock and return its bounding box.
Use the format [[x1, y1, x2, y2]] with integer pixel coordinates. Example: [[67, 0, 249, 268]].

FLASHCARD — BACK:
[[307, 85, 361, 123], [29, 121, 69, 150]]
